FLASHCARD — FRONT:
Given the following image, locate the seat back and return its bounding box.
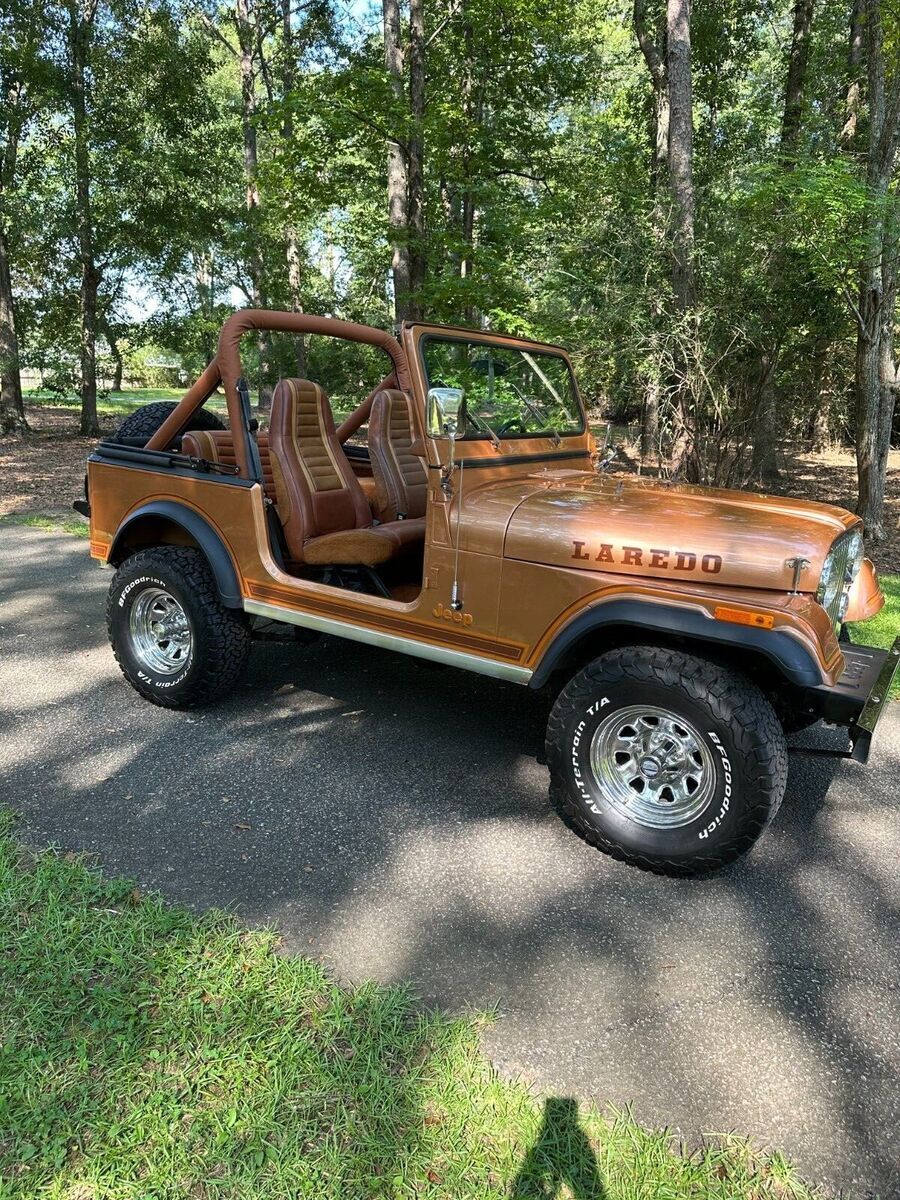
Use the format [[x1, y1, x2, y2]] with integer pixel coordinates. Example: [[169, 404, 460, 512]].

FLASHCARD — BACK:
[[182, 429, 276, 502], [268, 378, 372, 560], [368, 389, 428, 521]]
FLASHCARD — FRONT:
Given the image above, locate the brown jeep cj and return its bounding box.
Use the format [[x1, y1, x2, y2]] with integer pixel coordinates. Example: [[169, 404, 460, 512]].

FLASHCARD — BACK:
[[78, 310, 899, 875]]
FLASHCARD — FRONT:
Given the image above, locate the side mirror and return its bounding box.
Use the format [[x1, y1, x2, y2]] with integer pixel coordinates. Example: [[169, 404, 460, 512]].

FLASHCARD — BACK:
[[426, 387, 464, 439]]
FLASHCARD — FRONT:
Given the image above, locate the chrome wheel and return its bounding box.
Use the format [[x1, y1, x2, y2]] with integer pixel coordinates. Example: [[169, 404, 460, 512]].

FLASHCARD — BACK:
[[589, 704, 716, 829], [129, 588, 192, 675]]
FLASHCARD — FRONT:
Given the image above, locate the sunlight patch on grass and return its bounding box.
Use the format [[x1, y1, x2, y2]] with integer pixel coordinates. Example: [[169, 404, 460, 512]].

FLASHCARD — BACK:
[[0, 814, 823, 1199], [850, 573, 900, 698]]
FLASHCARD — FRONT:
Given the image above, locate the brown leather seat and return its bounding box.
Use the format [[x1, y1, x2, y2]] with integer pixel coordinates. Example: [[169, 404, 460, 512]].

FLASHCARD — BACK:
[[368, 388, 428, 523], [182, 429, 276, 502], [268, 378, 424, 566]]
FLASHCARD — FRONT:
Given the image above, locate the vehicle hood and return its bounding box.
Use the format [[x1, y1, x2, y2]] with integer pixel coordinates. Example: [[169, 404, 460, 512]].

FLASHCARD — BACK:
[[495, 469, 858, 592]]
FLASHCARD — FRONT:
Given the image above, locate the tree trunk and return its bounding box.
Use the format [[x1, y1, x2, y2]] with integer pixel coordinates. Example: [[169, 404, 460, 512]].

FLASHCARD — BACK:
[[750, 0, 815, 481], [459, 9, 479, 325], [780, 0, 814, 161], [750, 350, 781, 480], [666, 0, 695, 314], [0, 74, 27, 435], [852, 0, 900, 538], [0, 220, 26, 434], [633, 1, 668, 461], [383, 0, 411, 323], [103, 320, 123, 392], [195, 251, 215, 363], [236, 0, 270, 404], [840, 0, 864, 146], [406, 0, 426, 320], [281, 0, 306, 376], [70, 0, 100, 436]]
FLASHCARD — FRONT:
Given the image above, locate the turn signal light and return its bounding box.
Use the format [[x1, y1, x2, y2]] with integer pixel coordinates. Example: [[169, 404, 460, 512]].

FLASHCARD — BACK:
[[713, 605, 775, 630]]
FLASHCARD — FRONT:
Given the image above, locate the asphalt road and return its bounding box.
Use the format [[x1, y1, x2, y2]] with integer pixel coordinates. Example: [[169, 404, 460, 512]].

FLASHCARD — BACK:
[[1, 524, 898, 1198]]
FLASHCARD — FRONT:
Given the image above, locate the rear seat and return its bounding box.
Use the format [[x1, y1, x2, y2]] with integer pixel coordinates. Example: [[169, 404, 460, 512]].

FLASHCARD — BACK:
[[182, 429, 276, 503]]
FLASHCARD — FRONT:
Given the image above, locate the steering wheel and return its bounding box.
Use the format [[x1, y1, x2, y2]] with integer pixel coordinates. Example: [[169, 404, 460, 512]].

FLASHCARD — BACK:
[[498, 417, 528, 436]]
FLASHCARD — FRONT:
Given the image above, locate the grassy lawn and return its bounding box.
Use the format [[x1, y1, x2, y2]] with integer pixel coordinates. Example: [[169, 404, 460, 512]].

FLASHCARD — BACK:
[[25, 387, 186, 418], [0, 814, 820, 1200], [850, 572, 900, 698]]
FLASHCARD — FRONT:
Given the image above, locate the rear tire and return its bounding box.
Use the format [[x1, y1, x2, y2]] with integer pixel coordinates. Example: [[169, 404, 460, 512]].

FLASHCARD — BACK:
[[112, 401, 224, 446], [545, 646, 788, 876], [108, 547, 250, 709]]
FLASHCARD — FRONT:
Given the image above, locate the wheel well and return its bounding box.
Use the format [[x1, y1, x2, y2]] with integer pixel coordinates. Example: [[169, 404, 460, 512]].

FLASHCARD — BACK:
[[109, 515, 200, 564], [108, 506, 243, 608], [540, 622, 804, 713]]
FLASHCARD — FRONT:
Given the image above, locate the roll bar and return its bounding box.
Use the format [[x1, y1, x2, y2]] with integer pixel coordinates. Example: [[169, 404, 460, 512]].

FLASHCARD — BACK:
[[145, 310, 412, 479]]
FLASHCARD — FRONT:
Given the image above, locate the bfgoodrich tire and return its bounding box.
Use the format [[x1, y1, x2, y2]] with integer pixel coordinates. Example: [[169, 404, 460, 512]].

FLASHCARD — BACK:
[[546, 646, 788, 876], [112, 401, 224, 445], [108, 547, 250, 709]]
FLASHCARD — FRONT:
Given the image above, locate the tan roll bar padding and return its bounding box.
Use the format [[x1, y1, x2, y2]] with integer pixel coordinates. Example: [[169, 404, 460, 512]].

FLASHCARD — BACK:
[[146, 310, 413, 479]]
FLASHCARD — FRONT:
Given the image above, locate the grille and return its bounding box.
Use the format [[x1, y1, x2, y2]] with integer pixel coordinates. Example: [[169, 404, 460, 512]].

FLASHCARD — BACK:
[[824, 532, 853, 624]]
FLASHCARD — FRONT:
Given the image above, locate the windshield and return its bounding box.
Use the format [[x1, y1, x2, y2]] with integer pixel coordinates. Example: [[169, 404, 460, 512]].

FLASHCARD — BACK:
[[421, 335, 584, 440]]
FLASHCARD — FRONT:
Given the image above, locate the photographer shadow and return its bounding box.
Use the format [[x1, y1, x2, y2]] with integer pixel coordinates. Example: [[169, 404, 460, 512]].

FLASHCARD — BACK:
[[511, 1097, 607, 1199]]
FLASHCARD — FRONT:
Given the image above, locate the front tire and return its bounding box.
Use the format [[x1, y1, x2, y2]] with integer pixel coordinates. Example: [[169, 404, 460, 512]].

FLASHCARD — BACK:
[[108, 547, 250, 709], [546, 646, 788, 875]]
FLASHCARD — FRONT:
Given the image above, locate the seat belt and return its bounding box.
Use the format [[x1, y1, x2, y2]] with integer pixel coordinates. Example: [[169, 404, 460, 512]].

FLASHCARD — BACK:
[[235, 376, 285, 569]]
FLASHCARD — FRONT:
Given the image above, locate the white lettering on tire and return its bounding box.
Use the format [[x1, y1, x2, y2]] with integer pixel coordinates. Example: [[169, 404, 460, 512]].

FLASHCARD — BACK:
[[117, 575, 168, 607], [571, 697, 610, 815], [698, 732, 732, 839]]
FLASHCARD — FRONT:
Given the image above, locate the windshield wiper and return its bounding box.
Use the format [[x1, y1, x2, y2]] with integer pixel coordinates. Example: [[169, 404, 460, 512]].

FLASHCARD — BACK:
[[508, 383, 561, 445], [468, 410, 502, 449]]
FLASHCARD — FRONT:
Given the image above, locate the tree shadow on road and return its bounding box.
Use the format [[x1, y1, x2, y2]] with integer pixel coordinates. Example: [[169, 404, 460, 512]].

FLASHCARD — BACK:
[[510, 1097, 606, 1198]]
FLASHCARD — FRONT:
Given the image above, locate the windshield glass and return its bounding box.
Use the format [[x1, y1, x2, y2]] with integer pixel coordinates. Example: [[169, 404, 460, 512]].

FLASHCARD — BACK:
[[421, 336, 583, 439]]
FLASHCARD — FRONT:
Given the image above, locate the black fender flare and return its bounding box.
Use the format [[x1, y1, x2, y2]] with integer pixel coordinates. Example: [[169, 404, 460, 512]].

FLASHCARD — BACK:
[[528, 597, 825, 689], [108, 501, 243, 608]]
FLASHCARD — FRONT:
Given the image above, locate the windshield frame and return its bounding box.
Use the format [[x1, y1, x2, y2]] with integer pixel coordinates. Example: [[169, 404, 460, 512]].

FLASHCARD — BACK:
[[419, 332, 586, 442]]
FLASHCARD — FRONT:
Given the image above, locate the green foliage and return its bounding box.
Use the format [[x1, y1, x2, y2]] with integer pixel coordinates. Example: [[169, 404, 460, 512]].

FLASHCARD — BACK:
[[0, 815, 825, 1198]]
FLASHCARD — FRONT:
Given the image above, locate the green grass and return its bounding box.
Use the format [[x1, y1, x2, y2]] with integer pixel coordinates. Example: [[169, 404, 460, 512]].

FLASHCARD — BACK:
[[850, 572, 900, 698], [0, 513, 90, 538], [25, 387, 234, 422], [0, 814, 821, 1200], [25, 387, 185, 418]]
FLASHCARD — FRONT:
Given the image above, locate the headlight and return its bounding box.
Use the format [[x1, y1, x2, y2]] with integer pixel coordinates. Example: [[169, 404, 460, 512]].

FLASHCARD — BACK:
[[817, 552, 841, 613], [816, 528, 863, 624], [846, 529, 864, 580]]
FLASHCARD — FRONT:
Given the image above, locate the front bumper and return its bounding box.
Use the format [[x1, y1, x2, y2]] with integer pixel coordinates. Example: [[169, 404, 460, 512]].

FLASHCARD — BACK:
[[805, 636, 900, 762]]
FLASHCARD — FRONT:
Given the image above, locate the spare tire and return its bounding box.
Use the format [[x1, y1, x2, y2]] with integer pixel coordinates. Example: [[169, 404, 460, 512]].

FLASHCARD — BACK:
[[112, 401, 225, 446]]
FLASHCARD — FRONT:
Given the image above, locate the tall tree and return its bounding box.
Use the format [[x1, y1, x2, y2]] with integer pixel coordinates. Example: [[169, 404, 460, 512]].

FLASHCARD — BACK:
[[666, 0, 695, 314], [383, 0, 411, 322], [633, 0, 669, 459], [750, 0, 816, 483], [850, 0, 900, 538], [68, 0, 101, 435], [0, 0, 45, 433], [281, 0, 306, 375]]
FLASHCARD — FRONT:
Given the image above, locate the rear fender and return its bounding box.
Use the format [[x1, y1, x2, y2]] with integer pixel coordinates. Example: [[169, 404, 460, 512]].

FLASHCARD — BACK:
[[108, 501, 242, 608]]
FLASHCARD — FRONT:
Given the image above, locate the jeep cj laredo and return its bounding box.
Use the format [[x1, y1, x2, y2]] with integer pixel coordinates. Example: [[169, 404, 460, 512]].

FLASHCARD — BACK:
[[78, 310, 900, 875]]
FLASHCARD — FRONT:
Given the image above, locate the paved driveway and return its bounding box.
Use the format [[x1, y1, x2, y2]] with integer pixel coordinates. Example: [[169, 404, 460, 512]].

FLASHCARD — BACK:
[[1, 525, 898, 1197]]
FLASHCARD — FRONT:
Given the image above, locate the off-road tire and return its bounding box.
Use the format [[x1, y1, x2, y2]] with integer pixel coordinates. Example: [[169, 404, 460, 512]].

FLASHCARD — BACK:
[[112, 401, 224, 446], [108, 547, 250, 709], [546, 646, 788, 876]]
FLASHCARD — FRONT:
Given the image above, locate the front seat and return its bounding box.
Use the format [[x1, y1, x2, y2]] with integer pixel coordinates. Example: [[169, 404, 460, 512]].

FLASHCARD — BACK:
[[367, 388, 428, 523], [268, 378, 423, 566]]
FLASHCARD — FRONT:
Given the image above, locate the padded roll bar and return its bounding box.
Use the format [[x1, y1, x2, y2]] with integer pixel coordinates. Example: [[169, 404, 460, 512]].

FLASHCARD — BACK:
[[146, 310, 412, 479]]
